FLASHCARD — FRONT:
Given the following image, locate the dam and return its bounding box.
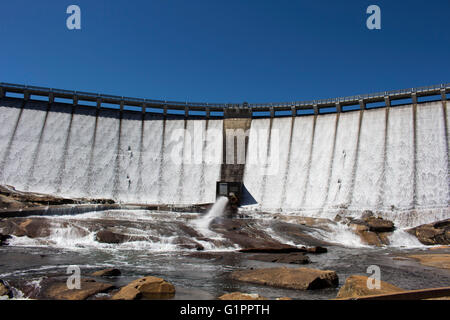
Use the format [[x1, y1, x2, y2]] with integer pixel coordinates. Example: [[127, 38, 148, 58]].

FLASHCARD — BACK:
[[0, 82, 449, 228]]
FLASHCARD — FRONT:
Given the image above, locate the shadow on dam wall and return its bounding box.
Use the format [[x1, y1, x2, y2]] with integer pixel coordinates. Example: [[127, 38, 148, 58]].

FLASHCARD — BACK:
[[0, 95, 449, 228]]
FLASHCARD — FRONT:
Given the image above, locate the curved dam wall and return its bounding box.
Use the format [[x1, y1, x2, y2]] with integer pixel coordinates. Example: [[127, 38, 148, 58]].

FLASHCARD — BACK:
[[0, 98, 222, 205], [243, 100, 449, 227], [0, 96, 449, 227]]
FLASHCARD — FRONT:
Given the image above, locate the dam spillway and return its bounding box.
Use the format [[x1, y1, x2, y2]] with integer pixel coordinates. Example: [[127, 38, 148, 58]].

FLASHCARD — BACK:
[[0, 83, 449, 228]]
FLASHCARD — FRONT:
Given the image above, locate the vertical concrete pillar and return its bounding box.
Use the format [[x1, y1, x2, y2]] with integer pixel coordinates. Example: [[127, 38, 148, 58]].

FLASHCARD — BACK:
[[24, 90, 30, 101], [96, 98, 101, 109], [184, 106, 189, 118], [411, 92, 418, 104], [269, 107, 275, 118], [313, 104, 319, 115], [359, 99, 365, 110], [73, 95, 78, 106], [163, 105, 168, 117], [441, 88, 447, 101], [0, 87, 4, 98], [120, 101, 124, 112], [142, 103, 147, 115], [205, 107, 210, 119], [48, 93, 54, 104], [384, 96, 391, 108], [335, 102, 342, 113], [291, 106, 296, 117]]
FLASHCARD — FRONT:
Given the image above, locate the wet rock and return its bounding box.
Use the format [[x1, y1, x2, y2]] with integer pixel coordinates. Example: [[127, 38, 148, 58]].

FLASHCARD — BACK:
[[270, 221, 332, 246], [406, 254, 450, 270], [43, 278, 114, 300], [96, 230, 129, 244], [306, 246, 327, 254], [336, 275, 404, 299], [210, 219, 287, 249], [0, 234, 11, 246], [406, 219, 450, 245], [239, 245, 306, 254], [112, 276, 175, 300], [173, 236, 204, 251], [231, 267, 338, 290], [247, 253, 310, 265], [0, 279, 13, 298], [218, 292, 267, 300], [365, 217, 395, 233], [13, 218, 51, 238], [91, 268, 121, 277]]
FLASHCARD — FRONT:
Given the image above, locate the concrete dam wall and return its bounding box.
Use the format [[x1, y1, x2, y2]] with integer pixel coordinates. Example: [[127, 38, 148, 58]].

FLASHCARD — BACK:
[[0, 94, 448, 227], [243, 100, 449, 227]]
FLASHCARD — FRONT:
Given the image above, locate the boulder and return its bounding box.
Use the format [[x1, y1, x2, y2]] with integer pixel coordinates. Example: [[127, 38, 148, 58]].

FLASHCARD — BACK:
[[365, 217, 395, 233], [406, 219, 450, 245], [247, 253, 310, 265], [173, 236, 204, 251], [406, 254, 450, 270], [96, 230, 128, 244], [0, 280, 13, 298], [0, 218, 51, 238], [112, 276, 175, 300], [231, 267, 338, 290], [91, 268, 121, 277], [336, 275, 404, 299], [43, 278, 114, 300], [218, 292, 267, 300]]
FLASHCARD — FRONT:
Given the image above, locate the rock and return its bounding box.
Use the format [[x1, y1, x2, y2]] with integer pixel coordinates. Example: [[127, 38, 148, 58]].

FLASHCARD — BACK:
[[239, 245, 306, 254], [429, 245, 450, 251], [91, 268, 121, 277], [94, 230, 149, 244], [0, 279, 13, 298], [0, 234, 11, 246], [218, 292, 267, 300], [406, 219, 450, 245], [406, 254, 450, 270], [355, 230, 390, 247], [1, 218, 51, 238], [364, 217, 395, 233], [231, 267, 338, 290], [112, 276, 175, 300], [173, 236, 204, 251], [247, 253, 310, 265], [306, 246, 327, 254], [336, 275, 404, 299], [276, 297, 292, 300], [43, 278, 114, 300]]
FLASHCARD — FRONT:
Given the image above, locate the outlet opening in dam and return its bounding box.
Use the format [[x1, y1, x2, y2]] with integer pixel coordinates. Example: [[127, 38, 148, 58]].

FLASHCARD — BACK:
[[0, 82, 449, 301]]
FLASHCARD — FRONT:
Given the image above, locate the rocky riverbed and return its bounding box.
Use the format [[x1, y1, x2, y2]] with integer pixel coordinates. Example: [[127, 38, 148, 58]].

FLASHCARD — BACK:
[[0, 186, 449, 300]]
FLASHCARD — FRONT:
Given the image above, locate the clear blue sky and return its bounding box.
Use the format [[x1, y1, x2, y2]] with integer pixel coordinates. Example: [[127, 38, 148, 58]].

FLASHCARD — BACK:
[[1, 0, 449, 104]]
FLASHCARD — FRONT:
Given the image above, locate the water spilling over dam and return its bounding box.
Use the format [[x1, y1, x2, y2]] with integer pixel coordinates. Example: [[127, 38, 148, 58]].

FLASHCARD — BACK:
[[0, 83, 448, 229]]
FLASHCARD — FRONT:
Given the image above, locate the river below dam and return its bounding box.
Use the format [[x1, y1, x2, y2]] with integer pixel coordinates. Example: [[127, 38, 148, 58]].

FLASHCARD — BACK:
[[1, 207, 449, 300]]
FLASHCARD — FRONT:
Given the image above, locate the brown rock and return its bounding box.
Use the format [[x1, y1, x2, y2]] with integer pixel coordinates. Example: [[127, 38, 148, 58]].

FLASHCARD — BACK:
[[355, 230, 391, 247], [91, 268, 121, 277], [407, 219, 450, 245], [218, 292, 267, 300], [407, 254, 450, 270], [95, 230, 129, 244], [44, 279, 114, 300], [112, 276, 175, 300], [364, 217, 395, 233], [276, 297, 292, 300], [248, 253, 310, 264], [231, 267, 338, 290], [336, 275, 404, 299], [0, 280, 12, 298]]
